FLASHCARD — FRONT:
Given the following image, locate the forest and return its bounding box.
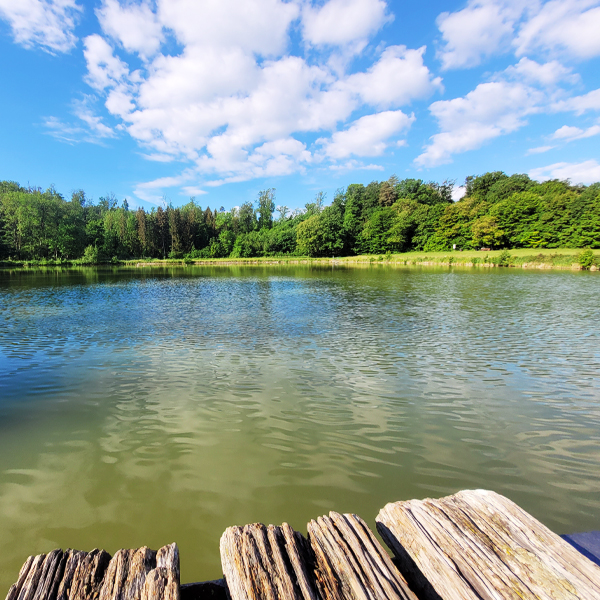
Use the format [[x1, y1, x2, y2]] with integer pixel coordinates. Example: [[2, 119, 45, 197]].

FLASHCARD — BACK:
[[0, 171, 599, 262]]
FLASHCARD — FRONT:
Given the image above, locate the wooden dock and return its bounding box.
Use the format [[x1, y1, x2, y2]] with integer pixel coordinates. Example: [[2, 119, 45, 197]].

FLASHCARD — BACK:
[[6, 490, 600, 600]]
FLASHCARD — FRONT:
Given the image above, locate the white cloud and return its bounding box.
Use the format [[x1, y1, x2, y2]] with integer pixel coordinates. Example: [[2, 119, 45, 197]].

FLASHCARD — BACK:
[[436, 0, 600, 69], [529, 159, 600, 184], [133, 172, 196, 204], [136, 46, 259, 110], [158, 0, 298, 55], [515, 0, 600, 60], [0, 0, 81, 53], [182, 186, 208, 197], [83, 34, 130, 91], [452, 185, 466, 201], [526, 145, 555, 154], [343, 46, 442, 108], [552, 123, 600, 140], [44, 94, 115, 145], [96, 0, 163, 58], [552, 88, 600, 114], [328, 160, 385, 171], [319, 111, 414, 159], [73, 98, 116, 139], [504, 57, 579, 86], [302, 0, 390, 48], [415, 81, 541, 167], [436, 0, 521, 69]]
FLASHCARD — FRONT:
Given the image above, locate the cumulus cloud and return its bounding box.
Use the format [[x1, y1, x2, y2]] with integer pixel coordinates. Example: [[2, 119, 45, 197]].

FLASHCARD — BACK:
[[526, 145, 556, 154], [552, 88, 600, 114], [343, 46, 442, 108], [436, 0, 522, 69], [96, 0, 163, 58], [504, 57, 579, 86], [301, 0, 391, 48], [73, 0, 443, 195], [437, 0, 600, 70], [415, 81, 541, 167], [83, 34, 130, 91], [552, 123, 600, 141], [319, 111, 414, 159], [158, 0, 298, 55], [0, 0, 82, 53], [515, 0, 600, 60], [529, 159, 600, 184]]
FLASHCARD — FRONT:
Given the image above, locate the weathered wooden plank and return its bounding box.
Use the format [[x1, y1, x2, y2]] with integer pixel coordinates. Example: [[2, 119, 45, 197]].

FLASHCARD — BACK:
[[70, 549, 112, 600], [220, 523, 319, 600], [376, 489, 600, 600], [31, 550, 67, 600], [462, 491, 600, 597], [281, 524, 319, 600], [98, 548, 133, 600], [56, 551, 87, 600], [141, 569, 179, 600], [16, 554, 47, 600], [307, 512, 418, 600], [97, 544, 178, 600], [8, 544, 178, 600]]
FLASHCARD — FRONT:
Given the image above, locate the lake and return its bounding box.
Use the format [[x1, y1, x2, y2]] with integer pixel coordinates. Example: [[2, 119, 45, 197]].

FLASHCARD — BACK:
[[0, 265, 599, 592]]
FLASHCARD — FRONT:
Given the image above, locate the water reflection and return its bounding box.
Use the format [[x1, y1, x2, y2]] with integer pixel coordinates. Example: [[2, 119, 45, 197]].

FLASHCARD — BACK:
[[0, 266, 599, 592]]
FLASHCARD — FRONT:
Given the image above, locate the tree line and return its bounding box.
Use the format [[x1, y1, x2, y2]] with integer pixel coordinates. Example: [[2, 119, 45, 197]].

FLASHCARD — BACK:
[[0, 172, 598, 262]]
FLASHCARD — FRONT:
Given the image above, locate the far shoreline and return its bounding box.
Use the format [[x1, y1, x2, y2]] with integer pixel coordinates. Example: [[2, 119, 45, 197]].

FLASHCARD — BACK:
[[1, 248, 598, 272]]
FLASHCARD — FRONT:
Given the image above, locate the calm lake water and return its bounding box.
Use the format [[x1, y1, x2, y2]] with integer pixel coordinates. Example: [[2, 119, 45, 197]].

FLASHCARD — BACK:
[[1, 265, 599, 591]]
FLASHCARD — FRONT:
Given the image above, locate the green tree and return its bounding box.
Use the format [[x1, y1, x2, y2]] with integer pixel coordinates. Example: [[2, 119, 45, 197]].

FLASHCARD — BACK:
[[464, 171, 508, 200], [471, 216, 505, 249], [356, 207, 395, 254], [238, 201, 256, 233], [490, 191, 541, 247], [257, 188, 276, 229]]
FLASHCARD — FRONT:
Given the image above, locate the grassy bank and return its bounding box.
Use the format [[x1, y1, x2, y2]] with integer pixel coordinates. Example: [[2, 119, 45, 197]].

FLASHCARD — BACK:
[[126, 248, 599, 270], [1, 248, 599, 271]]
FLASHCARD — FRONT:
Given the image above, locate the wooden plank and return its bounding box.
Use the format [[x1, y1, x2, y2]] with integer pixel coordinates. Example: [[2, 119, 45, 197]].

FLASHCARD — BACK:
[[376, 489, 600, 600], [220, 523, 319, 600], [98, 544, 179, 600], [56, 551, 87, 600], [16, 554, 47, 600], [70, 549, 112, 600], [7, 544, 179, 600], [31, 550, 67, 600], [307, 512, 418, 600]]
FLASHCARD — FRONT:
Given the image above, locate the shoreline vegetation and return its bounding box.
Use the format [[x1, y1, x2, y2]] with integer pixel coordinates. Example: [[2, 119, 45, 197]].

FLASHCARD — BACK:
[[2, 171, 599, 271], [1, 248, 598, 271]]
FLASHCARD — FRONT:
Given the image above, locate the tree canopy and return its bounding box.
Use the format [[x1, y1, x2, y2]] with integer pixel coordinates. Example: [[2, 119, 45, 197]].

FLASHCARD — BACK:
[[1, 173, 598, 262]]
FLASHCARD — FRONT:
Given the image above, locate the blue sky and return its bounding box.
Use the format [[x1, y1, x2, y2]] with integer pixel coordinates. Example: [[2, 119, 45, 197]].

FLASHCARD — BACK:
[[0, 0, 599, 211]]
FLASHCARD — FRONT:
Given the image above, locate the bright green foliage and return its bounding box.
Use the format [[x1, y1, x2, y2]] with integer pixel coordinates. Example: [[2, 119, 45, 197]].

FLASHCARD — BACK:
[[425, 197, 487, 250], [471, 216, 505, 249], [485, 174, 535, 204], [497, 249, 513, 266], [1, 172, 598, 262], [578, 248, 595, 269], [489, 191, 541, 247], [396, 178, 453, 205], [361, 181, 381, 220], [296, 214, 324, 257], [465, 172, 508, 199], [357, 207, 396, 254], [257, 189, 276, 229], [238, 201, 256, 233]]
